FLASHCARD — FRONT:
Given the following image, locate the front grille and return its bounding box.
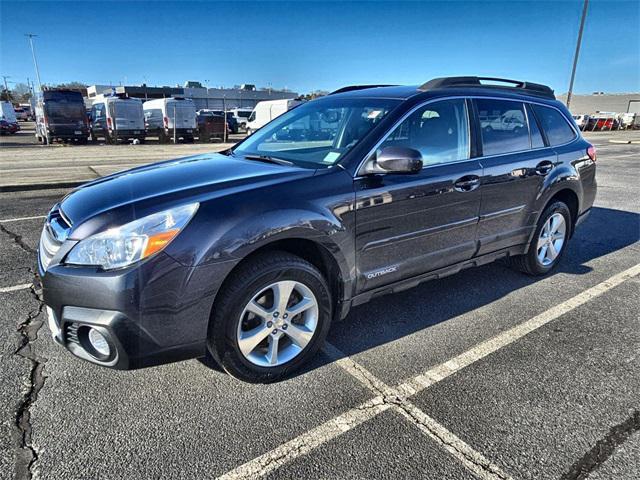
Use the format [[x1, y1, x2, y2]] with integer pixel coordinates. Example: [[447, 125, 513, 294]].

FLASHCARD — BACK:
[[39, 208, 71, 272]]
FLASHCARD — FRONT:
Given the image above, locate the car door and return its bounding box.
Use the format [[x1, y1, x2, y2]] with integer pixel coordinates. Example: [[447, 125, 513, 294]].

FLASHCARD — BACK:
[[355, 98, 482, 293], [474, 98, 556, 255]]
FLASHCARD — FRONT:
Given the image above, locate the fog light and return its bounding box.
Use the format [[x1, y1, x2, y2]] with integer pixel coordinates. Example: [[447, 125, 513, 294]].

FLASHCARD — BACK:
[[88, 328, 110, 356]]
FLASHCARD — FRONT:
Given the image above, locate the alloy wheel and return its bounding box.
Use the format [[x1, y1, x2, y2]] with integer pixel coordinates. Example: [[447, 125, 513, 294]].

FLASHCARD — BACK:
[[236, 280, 319, 367], [537, 213, 566, 266]]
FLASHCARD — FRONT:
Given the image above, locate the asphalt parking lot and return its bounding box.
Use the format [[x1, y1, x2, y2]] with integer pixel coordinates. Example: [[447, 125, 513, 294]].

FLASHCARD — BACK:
[[0, 132, 638, 479]]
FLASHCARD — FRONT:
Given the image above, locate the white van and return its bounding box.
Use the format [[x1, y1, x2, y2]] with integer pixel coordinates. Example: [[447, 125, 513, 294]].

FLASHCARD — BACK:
[[0, 101, 18, 124], [90, 94, 145, 143], [144, 97, 196, 143], [246, 99, 302, 135], [229, 108, 253, 130]]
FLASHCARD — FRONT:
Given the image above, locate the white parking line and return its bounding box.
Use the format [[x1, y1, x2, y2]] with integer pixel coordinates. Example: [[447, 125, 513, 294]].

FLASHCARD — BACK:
[[323, 343, 512, 480], [217, 263, 640, 479], [0, 283, 32, 293], [0, 215, 46, 224]]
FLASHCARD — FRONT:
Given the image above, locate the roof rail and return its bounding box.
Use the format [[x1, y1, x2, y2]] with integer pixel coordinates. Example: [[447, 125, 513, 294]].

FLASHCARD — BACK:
[[419, 76, 555, 99], [330, 85, 396, 95]]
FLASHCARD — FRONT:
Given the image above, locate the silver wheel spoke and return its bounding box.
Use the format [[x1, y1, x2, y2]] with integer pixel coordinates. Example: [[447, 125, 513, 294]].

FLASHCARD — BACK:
[[266, 335, 280, 365], [538, 245, 548, 264], [537, 235, 547, 250], [286, 297, 314, 317], [284, 323, 314, 349], [547, 240, 558, 260], [273, 281, 296, 313], [238, 324, 271, 357], [245, 300, 272, 320]]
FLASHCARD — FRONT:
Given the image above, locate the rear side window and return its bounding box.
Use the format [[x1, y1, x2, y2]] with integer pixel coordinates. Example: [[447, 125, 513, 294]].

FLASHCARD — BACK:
[[475, 99, 529, 156], [531, 104, 576, 146]]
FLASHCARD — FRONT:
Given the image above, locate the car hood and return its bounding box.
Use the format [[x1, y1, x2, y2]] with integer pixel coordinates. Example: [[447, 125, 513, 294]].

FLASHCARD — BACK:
[[60, 152, 313, 227]]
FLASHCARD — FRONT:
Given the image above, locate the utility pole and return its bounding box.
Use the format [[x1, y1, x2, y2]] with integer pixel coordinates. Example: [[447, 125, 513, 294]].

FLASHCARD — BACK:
[[25, 34, 43, 91], [2, 75, 10, 92], [223, 95, 228, 143], [566, 0, 589, 110]]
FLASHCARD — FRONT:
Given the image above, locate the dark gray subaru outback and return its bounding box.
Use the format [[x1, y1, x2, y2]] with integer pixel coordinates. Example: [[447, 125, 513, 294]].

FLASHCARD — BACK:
[[39, 77, 597, 382]]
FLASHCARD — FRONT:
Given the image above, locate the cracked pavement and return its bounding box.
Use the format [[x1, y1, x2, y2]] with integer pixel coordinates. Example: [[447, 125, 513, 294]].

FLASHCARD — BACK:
[[0, 135, 638, 479]]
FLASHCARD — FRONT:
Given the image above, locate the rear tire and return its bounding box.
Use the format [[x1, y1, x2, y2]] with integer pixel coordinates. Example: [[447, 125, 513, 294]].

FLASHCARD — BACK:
[[207, 251, 332, 383], [508, 201, 571, 276]]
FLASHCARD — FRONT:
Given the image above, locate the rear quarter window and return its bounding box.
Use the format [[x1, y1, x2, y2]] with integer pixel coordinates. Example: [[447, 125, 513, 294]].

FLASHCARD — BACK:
[[532, 104, 576, 146]]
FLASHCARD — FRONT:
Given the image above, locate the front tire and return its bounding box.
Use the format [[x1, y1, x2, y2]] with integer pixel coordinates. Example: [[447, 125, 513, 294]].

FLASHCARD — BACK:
[[508, 201, 571, 276], [208, 251, 332, 383]]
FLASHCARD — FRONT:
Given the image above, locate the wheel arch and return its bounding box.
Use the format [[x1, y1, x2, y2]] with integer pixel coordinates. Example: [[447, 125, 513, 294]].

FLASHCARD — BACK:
[[210, 236, 351, 327], [547, 188, 579, 236]]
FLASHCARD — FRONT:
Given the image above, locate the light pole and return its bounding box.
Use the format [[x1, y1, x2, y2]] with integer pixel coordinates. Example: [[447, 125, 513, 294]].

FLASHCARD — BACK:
[[2, 75, 10, 92], [566, 0, 589, 110], [25, 34, 43, 91]]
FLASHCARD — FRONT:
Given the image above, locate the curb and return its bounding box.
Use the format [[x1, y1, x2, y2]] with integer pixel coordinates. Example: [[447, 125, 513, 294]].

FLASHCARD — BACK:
[[0, 181, 87, 193], [609, 139, 640, 144]]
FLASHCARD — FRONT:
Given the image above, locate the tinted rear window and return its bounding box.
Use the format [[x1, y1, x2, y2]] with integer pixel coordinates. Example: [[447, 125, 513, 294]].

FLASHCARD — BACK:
[[531, 105, 576, 146], [476, 99, 529, 156]]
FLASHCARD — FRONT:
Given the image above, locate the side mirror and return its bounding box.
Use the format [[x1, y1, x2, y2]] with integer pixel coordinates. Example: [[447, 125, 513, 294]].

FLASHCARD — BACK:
[[368, 146, 423, 174]]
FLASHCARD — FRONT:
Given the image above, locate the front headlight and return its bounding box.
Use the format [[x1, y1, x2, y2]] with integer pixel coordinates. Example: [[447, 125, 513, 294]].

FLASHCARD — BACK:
[[65, 203, 199, 270]]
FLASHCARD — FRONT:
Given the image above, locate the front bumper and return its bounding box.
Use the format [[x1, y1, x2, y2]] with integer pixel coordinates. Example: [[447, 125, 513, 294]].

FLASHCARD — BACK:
[[40, 251, 235, 369]]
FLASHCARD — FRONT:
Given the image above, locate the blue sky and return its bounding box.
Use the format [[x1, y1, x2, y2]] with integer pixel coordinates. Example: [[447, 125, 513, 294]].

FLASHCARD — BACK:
[[1, 0, 638, 94]]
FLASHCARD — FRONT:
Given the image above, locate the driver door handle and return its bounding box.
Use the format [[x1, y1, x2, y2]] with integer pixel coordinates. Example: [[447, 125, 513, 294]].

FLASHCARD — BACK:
[[535, 160, 554, 176], [454, 175, 480, 192]]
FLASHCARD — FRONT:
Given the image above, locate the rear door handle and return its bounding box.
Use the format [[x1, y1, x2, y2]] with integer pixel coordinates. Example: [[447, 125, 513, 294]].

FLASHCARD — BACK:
[[454, 175, 480, 192], [535, 161, 554, 176]]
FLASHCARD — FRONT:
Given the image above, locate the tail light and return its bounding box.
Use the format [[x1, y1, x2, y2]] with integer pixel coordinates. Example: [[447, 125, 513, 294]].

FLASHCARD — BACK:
[[587, 145, 597, 162], [107, 117, 112, 129], [163, 116, 169, 128]]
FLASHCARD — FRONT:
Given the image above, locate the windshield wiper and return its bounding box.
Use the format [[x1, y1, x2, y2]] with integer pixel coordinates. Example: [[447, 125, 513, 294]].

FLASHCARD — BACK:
[[243, 154, 294, 166]]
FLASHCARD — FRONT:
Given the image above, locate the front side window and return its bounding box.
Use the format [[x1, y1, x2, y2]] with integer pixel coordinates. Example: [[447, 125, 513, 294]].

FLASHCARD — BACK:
[[235, 98, 400, 168], [532, 104, 576, 146], [476, 99, 529, 156], [378, 99, 469, 166]]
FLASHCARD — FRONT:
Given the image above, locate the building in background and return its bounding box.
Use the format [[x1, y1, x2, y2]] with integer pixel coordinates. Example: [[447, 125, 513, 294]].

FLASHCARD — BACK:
[[558, 93, 640, 115], [86, 82, 299, 110]]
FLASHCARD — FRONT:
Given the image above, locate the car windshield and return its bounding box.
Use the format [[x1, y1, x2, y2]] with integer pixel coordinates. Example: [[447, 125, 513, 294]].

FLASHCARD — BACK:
[[233, 97, 400, 168]]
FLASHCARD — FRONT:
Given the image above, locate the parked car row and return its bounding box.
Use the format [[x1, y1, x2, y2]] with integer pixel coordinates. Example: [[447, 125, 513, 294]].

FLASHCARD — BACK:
[[572, 112, 640, 131]]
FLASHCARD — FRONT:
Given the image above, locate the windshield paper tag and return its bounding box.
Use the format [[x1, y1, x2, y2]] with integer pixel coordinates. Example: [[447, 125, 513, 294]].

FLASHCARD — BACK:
[[322, 151, 341, 164], [368, 110, 383, 119]]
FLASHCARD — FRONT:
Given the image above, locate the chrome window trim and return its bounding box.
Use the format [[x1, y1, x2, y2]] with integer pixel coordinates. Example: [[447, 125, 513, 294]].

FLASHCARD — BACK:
[[354, 95, 580, 177]]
